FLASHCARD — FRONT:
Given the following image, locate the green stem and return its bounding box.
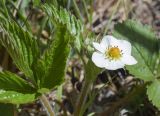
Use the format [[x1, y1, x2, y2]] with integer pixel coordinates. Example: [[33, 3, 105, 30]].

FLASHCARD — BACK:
[[82, 0, 90, 23], [74, 79, 92, 116], [103, 0, 121, 36], [40, 94, 55, 116], [67, 0, 71, 10], [72, 0, 83, 22], [13, 0, 22, 17]]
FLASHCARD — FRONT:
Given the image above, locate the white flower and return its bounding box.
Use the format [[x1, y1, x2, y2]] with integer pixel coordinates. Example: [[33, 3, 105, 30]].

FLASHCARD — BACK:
[[92, 35, 137, 70]]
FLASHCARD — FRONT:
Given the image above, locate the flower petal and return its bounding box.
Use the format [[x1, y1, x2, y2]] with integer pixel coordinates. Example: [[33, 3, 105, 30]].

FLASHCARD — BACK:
[[104, 60, 125, 70], [121, 55, 137, 65], [92, 52, 106, 68], [106, 35, 120, 46], [93, 42, 105, 53], [100, 36, 110, 49], [118, 40, 131, 55]]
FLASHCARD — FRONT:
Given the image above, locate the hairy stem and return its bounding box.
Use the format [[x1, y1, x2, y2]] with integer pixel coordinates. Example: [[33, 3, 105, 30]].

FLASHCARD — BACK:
[[74, 79, 92, 116], [40, 94, 55, 116]]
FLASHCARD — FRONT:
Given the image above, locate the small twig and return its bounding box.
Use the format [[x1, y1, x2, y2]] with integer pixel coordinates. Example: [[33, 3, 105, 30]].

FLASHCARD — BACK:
[[40, 94, 55, 116], [122, 0, 128, 20]]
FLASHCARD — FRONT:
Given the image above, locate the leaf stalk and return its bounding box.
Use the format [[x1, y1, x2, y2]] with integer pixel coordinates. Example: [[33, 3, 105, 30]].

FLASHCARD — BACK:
[[40, 94, 55, 116], [74, 79, 92, 116]]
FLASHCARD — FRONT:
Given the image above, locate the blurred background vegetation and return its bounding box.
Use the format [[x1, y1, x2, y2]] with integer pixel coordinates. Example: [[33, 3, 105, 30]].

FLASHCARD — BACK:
[[0, 0, 159, 116]]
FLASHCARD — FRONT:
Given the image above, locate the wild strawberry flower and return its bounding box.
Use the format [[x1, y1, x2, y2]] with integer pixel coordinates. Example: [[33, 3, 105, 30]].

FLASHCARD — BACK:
[[92, 35, 137, 70]]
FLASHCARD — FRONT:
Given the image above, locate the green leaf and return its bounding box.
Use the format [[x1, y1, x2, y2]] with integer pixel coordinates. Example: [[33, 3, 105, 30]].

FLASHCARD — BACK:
[[43, 4, 83, 51], [0, 70, 38, 105], [0, 71, 36, 93], [37, 27, 70, 89], [0, 15, 39, 83], [33, 0, 41, 6], [33, 4, 83, 90], [0, 103, 14, 116], [85, 60, 101, 81], [43, 4, 83, 36], [113, 20, 160, 81], [147, 80, 160, 108], [0, 90, 36, 104], [125, 46, 153, 81]]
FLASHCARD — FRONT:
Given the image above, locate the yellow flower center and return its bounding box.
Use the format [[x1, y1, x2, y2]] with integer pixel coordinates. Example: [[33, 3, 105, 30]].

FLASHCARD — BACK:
[[106, 46, 122, 60]]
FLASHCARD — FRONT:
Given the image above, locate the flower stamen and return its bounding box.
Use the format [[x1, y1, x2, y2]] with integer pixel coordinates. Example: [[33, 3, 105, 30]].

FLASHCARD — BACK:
[[105, 46, 122, 60]]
